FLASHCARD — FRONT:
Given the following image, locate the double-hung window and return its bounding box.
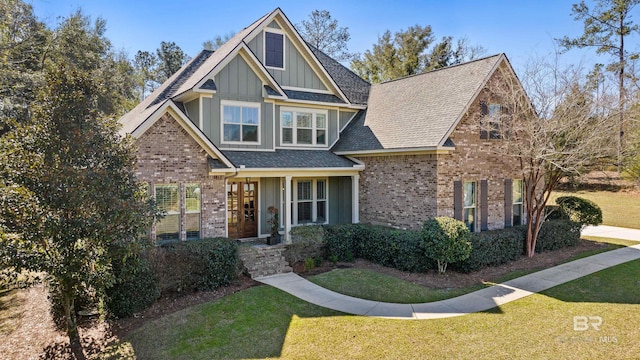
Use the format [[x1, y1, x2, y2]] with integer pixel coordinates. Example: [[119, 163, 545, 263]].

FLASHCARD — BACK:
[[222, 101, 260, 144], [512, 179, 523, 226], [291, 179, 327, 225], [265, 31, 284, 69], [185, 184, 201, 240], [155, 184, 180, 241], [281, 108, 328, 146], [463, 181, 477, 232]]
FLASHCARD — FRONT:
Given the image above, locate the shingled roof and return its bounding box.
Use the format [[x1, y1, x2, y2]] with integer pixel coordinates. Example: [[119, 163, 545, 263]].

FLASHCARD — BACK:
[[309, 45, 370, 105], [221, 150, 359, 168], [334, 54, 506, 152]]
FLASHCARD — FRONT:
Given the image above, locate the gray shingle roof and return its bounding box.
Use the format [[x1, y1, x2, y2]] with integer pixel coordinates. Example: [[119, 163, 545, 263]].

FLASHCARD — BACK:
[[283, 89, 345, 104], [200, 79, 217, 91], [221, 149, 358, 168], [332, 110, 383, 152], [309, 45, 370, 105], [370, 54, 503, 149], [150, 50, 214, 106], [208, 157, 230, 169], [335, 54, 504, 152]]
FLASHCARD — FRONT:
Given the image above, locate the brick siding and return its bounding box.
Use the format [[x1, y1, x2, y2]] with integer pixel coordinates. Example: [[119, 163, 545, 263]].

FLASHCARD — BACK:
[[356, 154, 438, 230], [135, 113, 226, 239], [357, 68, 522, 231]]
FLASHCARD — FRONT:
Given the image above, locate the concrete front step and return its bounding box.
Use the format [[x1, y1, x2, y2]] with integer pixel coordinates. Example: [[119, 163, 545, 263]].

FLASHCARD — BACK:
[[239, 244, 292, 279]]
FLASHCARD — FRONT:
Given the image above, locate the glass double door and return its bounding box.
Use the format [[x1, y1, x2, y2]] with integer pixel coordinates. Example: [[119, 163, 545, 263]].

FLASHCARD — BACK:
[[227, 181, 258, 239]]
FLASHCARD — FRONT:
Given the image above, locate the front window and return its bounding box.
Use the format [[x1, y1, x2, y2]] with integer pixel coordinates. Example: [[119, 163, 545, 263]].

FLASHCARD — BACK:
[[155, 184, 180, 241], [265, 31, 284, 69], [463, 181, 476, 232], [281, 108, 328, 146], [291, 179, 327, 224], [512, 179, 523, 226], [222, 101, 260, 144], [185, 184, 201, 240]]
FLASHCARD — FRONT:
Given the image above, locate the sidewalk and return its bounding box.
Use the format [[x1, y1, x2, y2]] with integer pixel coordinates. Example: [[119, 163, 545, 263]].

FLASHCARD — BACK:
[[581, 225, 640, 241], [256, 225, 640, 320]]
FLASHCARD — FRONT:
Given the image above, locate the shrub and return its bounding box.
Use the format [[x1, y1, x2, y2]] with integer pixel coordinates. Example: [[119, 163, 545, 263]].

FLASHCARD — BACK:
[[535, 219, 582, 252], [323, 224, 367, 262], [556, 196, 603, 226], [147, 238, 239, 295], [284, 225, 326, 264], [323, 224, 432, 272], [105, 255, 159, 318], [545, 205, 569, 221], [452, 226, 525, 273], [422, 217, 472, 274]]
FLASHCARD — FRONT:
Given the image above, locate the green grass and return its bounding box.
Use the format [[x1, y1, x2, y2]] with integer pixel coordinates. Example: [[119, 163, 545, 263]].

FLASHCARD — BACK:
[[551, 190, 640, 229], [120, 259, 640, 359], [308, 268, 485, 303]]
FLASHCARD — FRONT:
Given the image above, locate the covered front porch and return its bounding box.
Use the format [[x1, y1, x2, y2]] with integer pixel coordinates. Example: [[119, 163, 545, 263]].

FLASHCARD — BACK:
[[220, 149, 364, 243]]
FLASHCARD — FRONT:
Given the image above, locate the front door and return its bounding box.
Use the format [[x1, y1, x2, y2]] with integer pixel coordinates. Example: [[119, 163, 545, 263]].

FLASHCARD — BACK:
[[227, 181, 258, 239]]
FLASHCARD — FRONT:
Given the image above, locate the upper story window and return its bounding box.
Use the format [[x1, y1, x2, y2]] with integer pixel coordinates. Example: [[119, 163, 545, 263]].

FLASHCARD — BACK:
[[222, 101, 260, 144], [281, 107, 327, 147], [480, 101, 503, 140], [265, 31, 284, 69]]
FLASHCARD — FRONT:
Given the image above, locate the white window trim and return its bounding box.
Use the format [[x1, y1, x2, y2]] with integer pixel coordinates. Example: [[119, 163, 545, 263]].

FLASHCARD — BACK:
[[155, 184, 180, 241], [463, 181, 477, 232], [185, 183, 201, 240], [263, 28, 286, 71], [512, 179, 524, 225], [291, 178, 328, 226], [280, 106, 328, 147], [220, 100, 261, 145]]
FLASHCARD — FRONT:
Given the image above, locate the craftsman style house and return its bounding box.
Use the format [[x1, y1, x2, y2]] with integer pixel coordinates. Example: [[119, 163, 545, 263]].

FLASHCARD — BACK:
[[119, 8, 524, 243]]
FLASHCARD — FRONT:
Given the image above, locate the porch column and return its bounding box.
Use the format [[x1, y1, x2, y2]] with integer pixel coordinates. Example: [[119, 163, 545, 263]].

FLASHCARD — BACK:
[[352, 174, 360, 223], [285, 175, 292, 244]]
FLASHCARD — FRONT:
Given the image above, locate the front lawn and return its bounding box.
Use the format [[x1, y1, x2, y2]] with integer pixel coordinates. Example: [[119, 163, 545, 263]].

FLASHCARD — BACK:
[[121, 258, 640, 359], [551, 190, 640, 229], [308, 268, 484, 303]]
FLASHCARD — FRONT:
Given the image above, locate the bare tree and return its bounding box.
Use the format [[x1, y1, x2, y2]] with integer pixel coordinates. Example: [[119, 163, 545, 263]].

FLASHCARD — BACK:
[[298, 10, 354, 62], [481, 56, 616, 257]]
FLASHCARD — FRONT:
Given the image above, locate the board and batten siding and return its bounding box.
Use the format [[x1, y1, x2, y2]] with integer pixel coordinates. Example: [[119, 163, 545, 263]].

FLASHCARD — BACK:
[[260, 178, 280, 236], [246, 30, 326, 91], [329, 176, 353, 224], [184, 99, 199, 127], [201, 55, 274, 150], [339, 110, 357, 131]]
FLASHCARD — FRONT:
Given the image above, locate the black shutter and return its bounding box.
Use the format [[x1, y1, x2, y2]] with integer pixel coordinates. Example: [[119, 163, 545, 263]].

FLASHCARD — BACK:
[[480, 180, 488, 231], [453, 181, 463, 221], [504, 179, 513, 228], [480, 101, 488, 139]]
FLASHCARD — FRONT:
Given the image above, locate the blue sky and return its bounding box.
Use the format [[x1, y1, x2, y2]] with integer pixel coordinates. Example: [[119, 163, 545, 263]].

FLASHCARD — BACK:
[[29, 0, 639, 73]]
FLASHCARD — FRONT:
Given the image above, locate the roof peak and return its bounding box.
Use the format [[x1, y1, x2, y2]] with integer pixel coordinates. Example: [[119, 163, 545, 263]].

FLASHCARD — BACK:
[[377, 53, 505, 86]]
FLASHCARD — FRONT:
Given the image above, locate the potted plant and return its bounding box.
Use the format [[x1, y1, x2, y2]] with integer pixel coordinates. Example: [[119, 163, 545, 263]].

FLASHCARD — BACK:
[[267, 206, 280, 245]]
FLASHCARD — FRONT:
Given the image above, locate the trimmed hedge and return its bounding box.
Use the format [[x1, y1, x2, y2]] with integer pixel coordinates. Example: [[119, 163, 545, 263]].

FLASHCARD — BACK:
[[452, 226, 524, 273], [106, 255, 159, 318], [535, 219, 582, 252], [285, 225, 326, 265], [147, 237, 239, 294], [422, 217, 472, 274], [323, 224, 432, 272]]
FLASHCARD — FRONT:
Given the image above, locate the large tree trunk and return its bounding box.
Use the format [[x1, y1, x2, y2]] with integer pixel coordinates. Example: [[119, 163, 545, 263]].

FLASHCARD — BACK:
[[63, 293, 86, 360]]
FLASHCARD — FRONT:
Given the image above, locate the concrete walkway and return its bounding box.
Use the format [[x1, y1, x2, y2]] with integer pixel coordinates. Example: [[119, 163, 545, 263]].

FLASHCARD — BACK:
[[582, 225, 640, 241], [256, 226, 640, 320]]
